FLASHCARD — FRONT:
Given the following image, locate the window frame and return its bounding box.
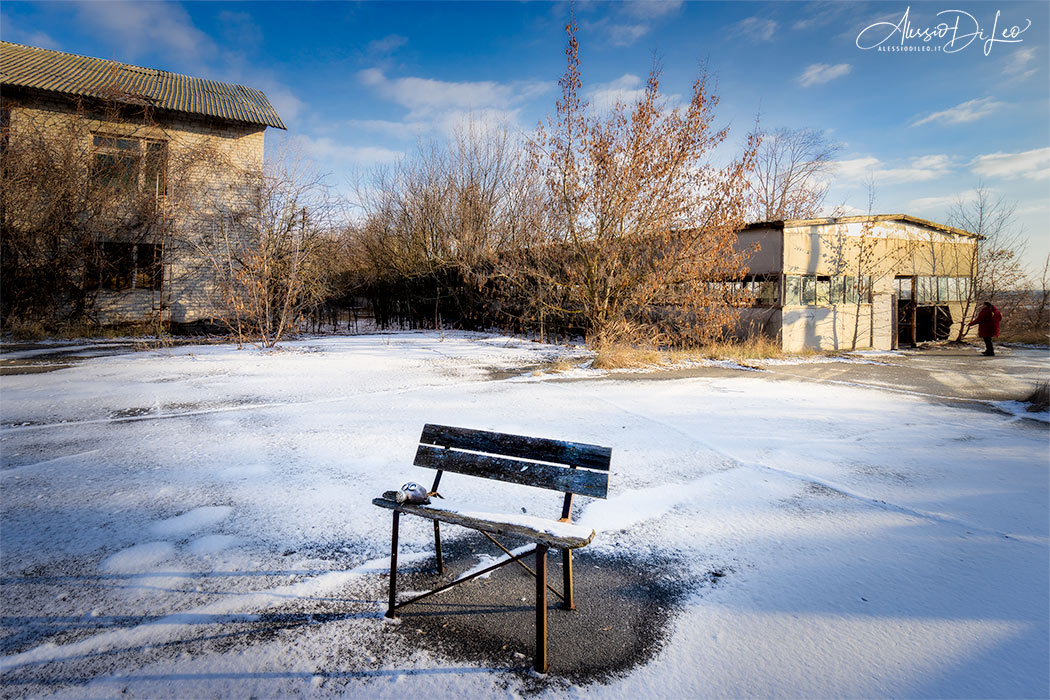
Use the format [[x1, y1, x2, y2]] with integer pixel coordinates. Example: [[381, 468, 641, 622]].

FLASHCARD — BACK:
[[92, 134, 168, 195]]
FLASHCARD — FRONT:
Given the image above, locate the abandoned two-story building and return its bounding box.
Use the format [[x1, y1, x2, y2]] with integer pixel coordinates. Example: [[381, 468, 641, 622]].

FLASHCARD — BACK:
[[0, 41, 285, 327], [735, 215, 979, 351]]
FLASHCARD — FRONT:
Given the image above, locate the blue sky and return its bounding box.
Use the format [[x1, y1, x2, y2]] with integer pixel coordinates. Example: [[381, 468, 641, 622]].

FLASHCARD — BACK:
[[3, 1, 1048, 272]]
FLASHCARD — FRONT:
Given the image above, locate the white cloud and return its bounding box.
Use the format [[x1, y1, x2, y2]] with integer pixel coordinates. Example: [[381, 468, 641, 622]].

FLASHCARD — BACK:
[[970, 147, 1050, 181], [345, 119, 431, 140], [791, 2, 852, 31], [587, 74, 647, 111], [357, 68, 549, 121], [1015, 201, 1049, 216], [439, 109, 524, 141], [797, 63, 851, 87], [368, 34, 408, 55], [911, 97, 1004, 127], [619, 1, 683, 20], [74, 1, 215, 69], [822, 203, 865, 216], [732, 17, 778, 42], [218, 10, 263, 50], [580, 2, 681, 48], [1004, 47, 1037, 79], [248, 74, 305, 125], [0, 15, 61, 49], [910, 154, 953, 171], [582, 18, 652, 47], [908, 189, 983, 211], [833, 154, 954, 184], [610, 23, 651, 46], [359, 69, 515, 116], [63, 1, 305, 129], [299, 135, 404, 168]]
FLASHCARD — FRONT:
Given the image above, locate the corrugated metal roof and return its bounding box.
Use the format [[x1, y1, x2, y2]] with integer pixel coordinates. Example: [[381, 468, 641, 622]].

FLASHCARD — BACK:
[[0, 41, 286, 130]]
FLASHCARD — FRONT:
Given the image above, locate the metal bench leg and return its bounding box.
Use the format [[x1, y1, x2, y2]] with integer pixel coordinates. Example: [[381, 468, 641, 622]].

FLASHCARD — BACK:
[[434, 520, 444, 575], [535, 545, 549, 674], [562, 549, 575, 610], [386, 511, 400, 618]]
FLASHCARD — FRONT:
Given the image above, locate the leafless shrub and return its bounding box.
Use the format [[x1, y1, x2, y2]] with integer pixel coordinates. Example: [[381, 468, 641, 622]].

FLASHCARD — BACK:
[[191, 145, 337, 347], [351, 123, 544, 332], [1026, 381, 1049, 412]]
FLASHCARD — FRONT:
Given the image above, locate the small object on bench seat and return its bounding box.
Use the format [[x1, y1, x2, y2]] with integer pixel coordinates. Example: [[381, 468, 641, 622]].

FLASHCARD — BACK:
[[381, 481, 438, 505], [372, 423, 612, 674]]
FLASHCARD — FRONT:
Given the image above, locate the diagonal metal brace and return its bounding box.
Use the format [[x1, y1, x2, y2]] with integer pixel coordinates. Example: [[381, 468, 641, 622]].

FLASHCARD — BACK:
[[391, 546, 540, 611], [480, 531, 564, 601]]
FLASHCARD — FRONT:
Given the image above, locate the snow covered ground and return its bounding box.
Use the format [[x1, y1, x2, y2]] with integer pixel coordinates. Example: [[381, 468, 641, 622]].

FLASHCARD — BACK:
[[1, 332, 1047, 698]]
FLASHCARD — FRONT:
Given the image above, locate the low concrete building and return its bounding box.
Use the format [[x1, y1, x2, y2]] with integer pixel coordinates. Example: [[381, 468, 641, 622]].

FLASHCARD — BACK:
[[735, 215, 979, 351], [0, 41, 285, 327]]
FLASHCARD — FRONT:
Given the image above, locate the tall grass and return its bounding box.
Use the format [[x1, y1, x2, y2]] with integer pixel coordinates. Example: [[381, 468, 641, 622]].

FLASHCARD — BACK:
[[1026, 381, 1049, 412], [591, 335, 789, 370]]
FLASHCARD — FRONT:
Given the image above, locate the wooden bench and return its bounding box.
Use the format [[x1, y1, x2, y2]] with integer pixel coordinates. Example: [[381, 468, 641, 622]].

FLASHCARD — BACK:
[[372, 423, 612, 673]]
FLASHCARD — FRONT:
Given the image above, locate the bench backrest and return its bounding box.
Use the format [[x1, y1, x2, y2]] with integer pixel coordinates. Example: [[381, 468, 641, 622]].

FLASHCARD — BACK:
[[414, 424, 611, 499]]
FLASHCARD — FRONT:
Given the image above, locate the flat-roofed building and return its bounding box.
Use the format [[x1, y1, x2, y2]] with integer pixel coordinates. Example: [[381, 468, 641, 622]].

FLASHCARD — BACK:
[[735, 215, 979, 351]]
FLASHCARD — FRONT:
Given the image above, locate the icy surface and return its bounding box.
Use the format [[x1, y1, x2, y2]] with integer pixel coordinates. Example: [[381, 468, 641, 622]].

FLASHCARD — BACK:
[[1, 331, 1047, 698]]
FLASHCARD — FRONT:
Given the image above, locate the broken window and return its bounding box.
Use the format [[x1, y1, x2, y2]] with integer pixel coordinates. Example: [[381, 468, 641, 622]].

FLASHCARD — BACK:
[[785, 276, 802, 305], [858, 276, 872, 303], [785, 274, 871, 306], [917, 276, 936, 304], [801, 275, 817, 306], [830, 276, 845, 305], [753, 275, 779, 306], [741, 274, 779, 306], [895, 276, 913, 301], [844, 275, 856, 304], [815, 276, 831, 306], [940, 277, 957, 302], [87, 242, 163, 292], [92, 135, 168, 194]]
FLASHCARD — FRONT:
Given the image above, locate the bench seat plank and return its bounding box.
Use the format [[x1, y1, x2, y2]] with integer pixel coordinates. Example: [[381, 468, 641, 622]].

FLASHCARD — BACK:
[[372, 497, 596, 549], [414, 445, 609, 498]]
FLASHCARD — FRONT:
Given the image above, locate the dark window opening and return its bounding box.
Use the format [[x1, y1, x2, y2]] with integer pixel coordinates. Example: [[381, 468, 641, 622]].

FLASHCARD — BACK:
[[914, 305, 953, 342], [743, 274, 779, 306], [92, 135, 168, 195], [87, 242, 163, 292]]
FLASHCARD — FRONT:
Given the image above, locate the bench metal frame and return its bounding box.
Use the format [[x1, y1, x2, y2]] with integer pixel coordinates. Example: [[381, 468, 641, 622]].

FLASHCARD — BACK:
[[373, 424, 612, 674]]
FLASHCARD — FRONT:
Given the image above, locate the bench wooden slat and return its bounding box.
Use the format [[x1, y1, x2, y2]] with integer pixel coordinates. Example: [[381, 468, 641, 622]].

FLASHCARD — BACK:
[[420, 424, 612, 472], [372, 497, 596, 548], [414, 444, 609, 498]]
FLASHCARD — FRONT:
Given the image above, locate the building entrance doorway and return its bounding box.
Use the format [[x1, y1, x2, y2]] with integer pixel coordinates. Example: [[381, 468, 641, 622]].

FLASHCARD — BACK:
[[895, 276, 953, 345]]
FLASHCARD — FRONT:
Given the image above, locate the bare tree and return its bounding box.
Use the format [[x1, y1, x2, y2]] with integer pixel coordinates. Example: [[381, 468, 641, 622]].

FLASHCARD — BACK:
[[947, 185, 1027, 340], [747, 126, 840, 221], [524, 18, 757, 348], [193, 145, 335, 347]]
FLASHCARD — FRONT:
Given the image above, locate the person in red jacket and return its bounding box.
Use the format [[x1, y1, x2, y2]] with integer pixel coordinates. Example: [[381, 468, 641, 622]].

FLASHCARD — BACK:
[[968, 301, 1002, 356]]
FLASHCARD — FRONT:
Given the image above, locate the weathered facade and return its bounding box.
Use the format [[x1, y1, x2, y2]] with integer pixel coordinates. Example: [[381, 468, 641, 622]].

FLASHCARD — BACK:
[[0, 41, 285, 326], [735, 215, 979, 351]]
